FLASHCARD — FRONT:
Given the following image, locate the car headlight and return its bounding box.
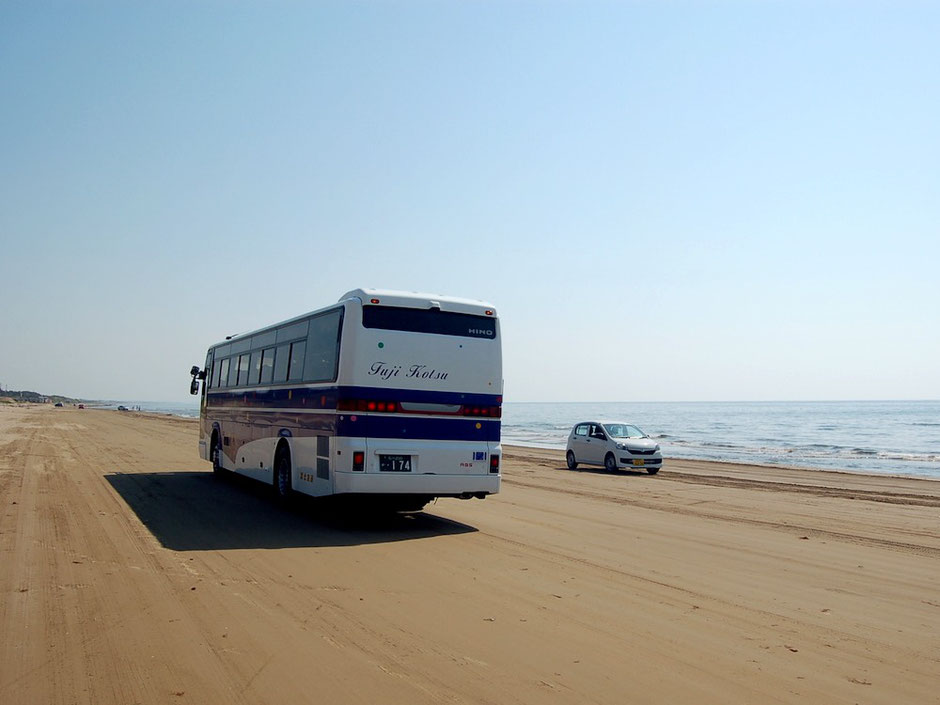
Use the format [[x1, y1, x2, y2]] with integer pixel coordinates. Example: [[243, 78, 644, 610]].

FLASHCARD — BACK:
[[654, 444, 661, 452], [616, 443, 626, 450]]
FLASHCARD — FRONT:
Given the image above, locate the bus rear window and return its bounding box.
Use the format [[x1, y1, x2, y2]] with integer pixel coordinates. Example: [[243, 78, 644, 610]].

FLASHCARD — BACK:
[[362, 306, 496, 339]]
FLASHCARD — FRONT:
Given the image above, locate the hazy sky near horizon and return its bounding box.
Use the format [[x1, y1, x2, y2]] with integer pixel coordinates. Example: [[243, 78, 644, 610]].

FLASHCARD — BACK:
[[2, 1, 938, 402]]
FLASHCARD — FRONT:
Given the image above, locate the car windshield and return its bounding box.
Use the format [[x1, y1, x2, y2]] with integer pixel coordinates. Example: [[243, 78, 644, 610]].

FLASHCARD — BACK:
[[604, 424, 646, 439]]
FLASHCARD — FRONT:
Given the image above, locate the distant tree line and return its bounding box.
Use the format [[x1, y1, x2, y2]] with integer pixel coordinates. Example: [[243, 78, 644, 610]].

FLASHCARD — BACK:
[[0, 386, 80, 403]]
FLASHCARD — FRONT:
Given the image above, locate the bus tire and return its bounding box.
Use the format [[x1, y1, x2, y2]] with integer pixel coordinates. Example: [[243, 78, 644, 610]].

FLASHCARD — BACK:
[[211, 435, 225, 477], [566, 450, 578, 470], [274, 449, 293, 501], [604, 453, 617, 473]]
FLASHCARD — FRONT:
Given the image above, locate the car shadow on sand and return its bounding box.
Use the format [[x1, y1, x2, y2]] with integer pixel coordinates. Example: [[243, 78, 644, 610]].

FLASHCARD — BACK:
[[558, 465, 660, 477], [105, 470, 478, 551]]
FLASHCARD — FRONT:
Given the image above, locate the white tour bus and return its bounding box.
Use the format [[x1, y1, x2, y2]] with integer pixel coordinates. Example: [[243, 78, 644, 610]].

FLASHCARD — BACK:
[[189, 289, 502, 511]]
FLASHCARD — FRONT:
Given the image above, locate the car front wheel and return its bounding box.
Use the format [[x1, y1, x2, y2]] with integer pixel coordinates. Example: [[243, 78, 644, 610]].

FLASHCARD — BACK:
[[566, 450, 578, 470], [604, 453, 617, 472]]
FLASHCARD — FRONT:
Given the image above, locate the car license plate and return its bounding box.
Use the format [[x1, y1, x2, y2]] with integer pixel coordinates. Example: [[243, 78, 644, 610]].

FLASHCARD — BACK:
[[380, 455, 412, 472], [633, 459, 645, 467]]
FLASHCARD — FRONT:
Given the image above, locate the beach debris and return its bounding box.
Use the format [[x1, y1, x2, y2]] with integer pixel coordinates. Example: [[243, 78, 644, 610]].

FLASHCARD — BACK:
[[848, 677, 872, 686]]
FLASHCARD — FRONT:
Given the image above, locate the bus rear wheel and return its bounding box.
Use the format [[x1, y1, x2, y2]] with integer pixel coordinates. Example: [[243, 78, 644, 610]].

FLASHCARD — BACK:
[[274, 452, 293, 501]]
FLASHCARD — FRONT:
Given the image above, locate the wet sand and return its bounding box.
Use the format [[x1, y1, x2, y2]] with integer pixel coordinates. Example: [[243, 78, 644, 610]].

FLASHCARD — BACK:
[[1, 405, 938, 704]]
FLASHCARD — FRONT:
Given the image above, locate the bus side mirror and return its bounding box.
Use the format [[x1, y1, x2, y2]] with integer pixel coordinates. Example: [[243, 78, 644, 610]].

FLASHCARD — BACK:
[[189, 366, 204, 395]]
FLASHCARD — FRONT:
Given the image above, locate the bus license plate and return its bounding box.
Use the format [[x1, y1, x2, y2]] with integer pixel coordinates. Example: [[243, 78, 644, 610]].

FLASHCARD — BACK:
[[380, 455, 412, 472], [633, 459, 645, 467]]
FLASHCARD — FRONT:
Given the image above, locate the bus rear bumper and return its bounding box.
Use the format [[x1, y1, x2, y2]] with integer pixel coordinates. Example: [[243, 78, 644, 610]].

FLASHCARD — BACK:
[[333, 471, 500, 497]]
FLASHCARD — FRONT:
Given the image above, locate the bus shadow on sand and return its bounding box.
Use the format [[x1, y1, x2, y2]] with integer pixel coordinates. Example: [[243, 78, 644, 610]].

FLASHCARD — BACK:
[[105, 470, 478, 551]]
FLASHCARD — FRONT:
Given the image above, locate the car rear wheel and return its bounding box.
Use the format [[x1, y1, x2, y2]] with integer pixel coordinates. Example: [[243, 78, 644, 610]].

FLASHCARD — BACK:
[[566, 450, 578, 470], [604, 453, 617, 472]]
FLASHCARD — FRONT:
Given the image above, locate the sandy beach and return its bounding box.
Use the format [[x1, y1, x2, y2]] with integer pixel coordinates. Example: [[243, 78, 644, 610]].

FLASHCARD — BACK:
[[1, 404, 938, 705]]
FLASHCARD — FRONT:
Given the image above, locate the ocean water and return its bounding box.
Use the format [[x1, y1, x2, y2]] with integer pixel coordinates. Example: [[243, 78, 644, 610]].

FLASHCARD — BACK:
[[501, 401, 940, 479]]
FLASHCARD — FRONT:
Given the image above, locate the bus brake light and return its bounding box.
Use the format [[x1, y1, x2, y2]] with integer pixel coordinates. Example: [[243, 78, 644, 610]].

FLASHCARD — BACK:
[[353, 451, 365, 471], [490, 455, 500, 473]]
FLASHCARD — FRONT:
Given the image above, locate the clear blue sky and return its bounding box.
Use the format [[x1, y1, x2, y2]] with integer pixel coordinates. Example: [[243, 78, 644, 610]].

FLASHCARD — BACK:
[[2, 1, 937, 402]]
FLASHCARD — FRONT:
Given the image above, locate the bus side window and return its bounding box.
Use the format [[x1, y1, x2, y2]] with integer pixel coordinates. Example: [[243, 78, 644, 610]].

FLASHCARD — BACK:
[[288, 341, 306, 382], [273, 344, 290, 383], [249, 350, 262, 385], [219, 358, 230, 388], [304, 308, 343, 383], [237, 354, 250, 386], [227, 356, 240, 387], [259, 347, 275, 384]]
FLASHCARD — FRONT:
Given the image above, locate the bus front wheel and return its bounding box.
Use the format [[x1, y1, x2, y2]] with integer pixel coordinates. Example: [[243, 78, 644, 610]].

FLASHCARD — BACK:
[[211, 436, 224, 476]]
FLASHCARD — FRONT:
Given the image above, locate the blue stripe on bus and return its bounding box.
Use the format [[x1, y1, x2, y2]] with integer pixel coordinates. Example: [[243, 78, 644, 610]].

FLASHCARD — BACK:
[[206, 387, 339, 410], [205, 385, 501, 409], [336, 415, 500, 442]]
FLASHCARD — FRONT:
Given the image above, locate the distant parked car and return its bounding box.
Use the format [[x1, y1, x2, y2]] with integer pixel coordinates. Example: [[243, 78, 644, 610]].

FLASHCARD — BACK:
[[117, 405, 128, 411], [566, 421, 663, 474], [78, 404, 85, 409], [54, 402, 63, 407]]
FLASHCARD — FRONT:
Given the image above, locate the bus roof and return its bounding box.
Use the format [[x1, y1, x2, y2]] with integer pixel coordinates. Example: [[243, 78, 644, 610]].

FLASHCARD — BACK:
[[339, 288, 497, 315], [210, 288, 497, 350]]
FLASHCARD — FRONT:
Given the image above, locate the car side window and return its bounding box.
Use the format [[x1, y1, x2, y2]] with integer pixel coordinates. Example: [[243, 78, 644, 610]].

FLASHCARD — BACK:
[[575, 424, 588, 436], [591, 425, 606, 440]]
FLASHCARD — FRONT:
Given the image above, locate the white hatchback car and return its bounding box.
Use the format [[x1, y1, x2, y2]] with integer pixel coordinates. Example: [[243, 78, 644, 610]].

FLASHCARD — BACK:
[[566, 421, 663, 474]]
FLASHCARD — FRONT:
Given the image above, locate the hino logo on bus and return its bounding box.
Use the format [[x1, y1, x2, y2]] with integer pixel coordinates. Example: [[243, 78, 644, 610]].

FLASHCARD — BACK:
[[468, 329, 494, 336], [368, 362, 450, 381]]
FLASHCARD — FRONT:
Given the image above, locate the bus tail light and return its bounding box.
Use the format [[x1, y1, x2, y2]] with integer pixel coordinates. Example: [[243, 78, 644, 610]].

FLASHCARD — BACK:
[[489, 455, 500, 473], [353, 451, 365, 471], [338, 399, 400, 413], [338, 398, 500, 418], [460, 405, 502, 418]]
